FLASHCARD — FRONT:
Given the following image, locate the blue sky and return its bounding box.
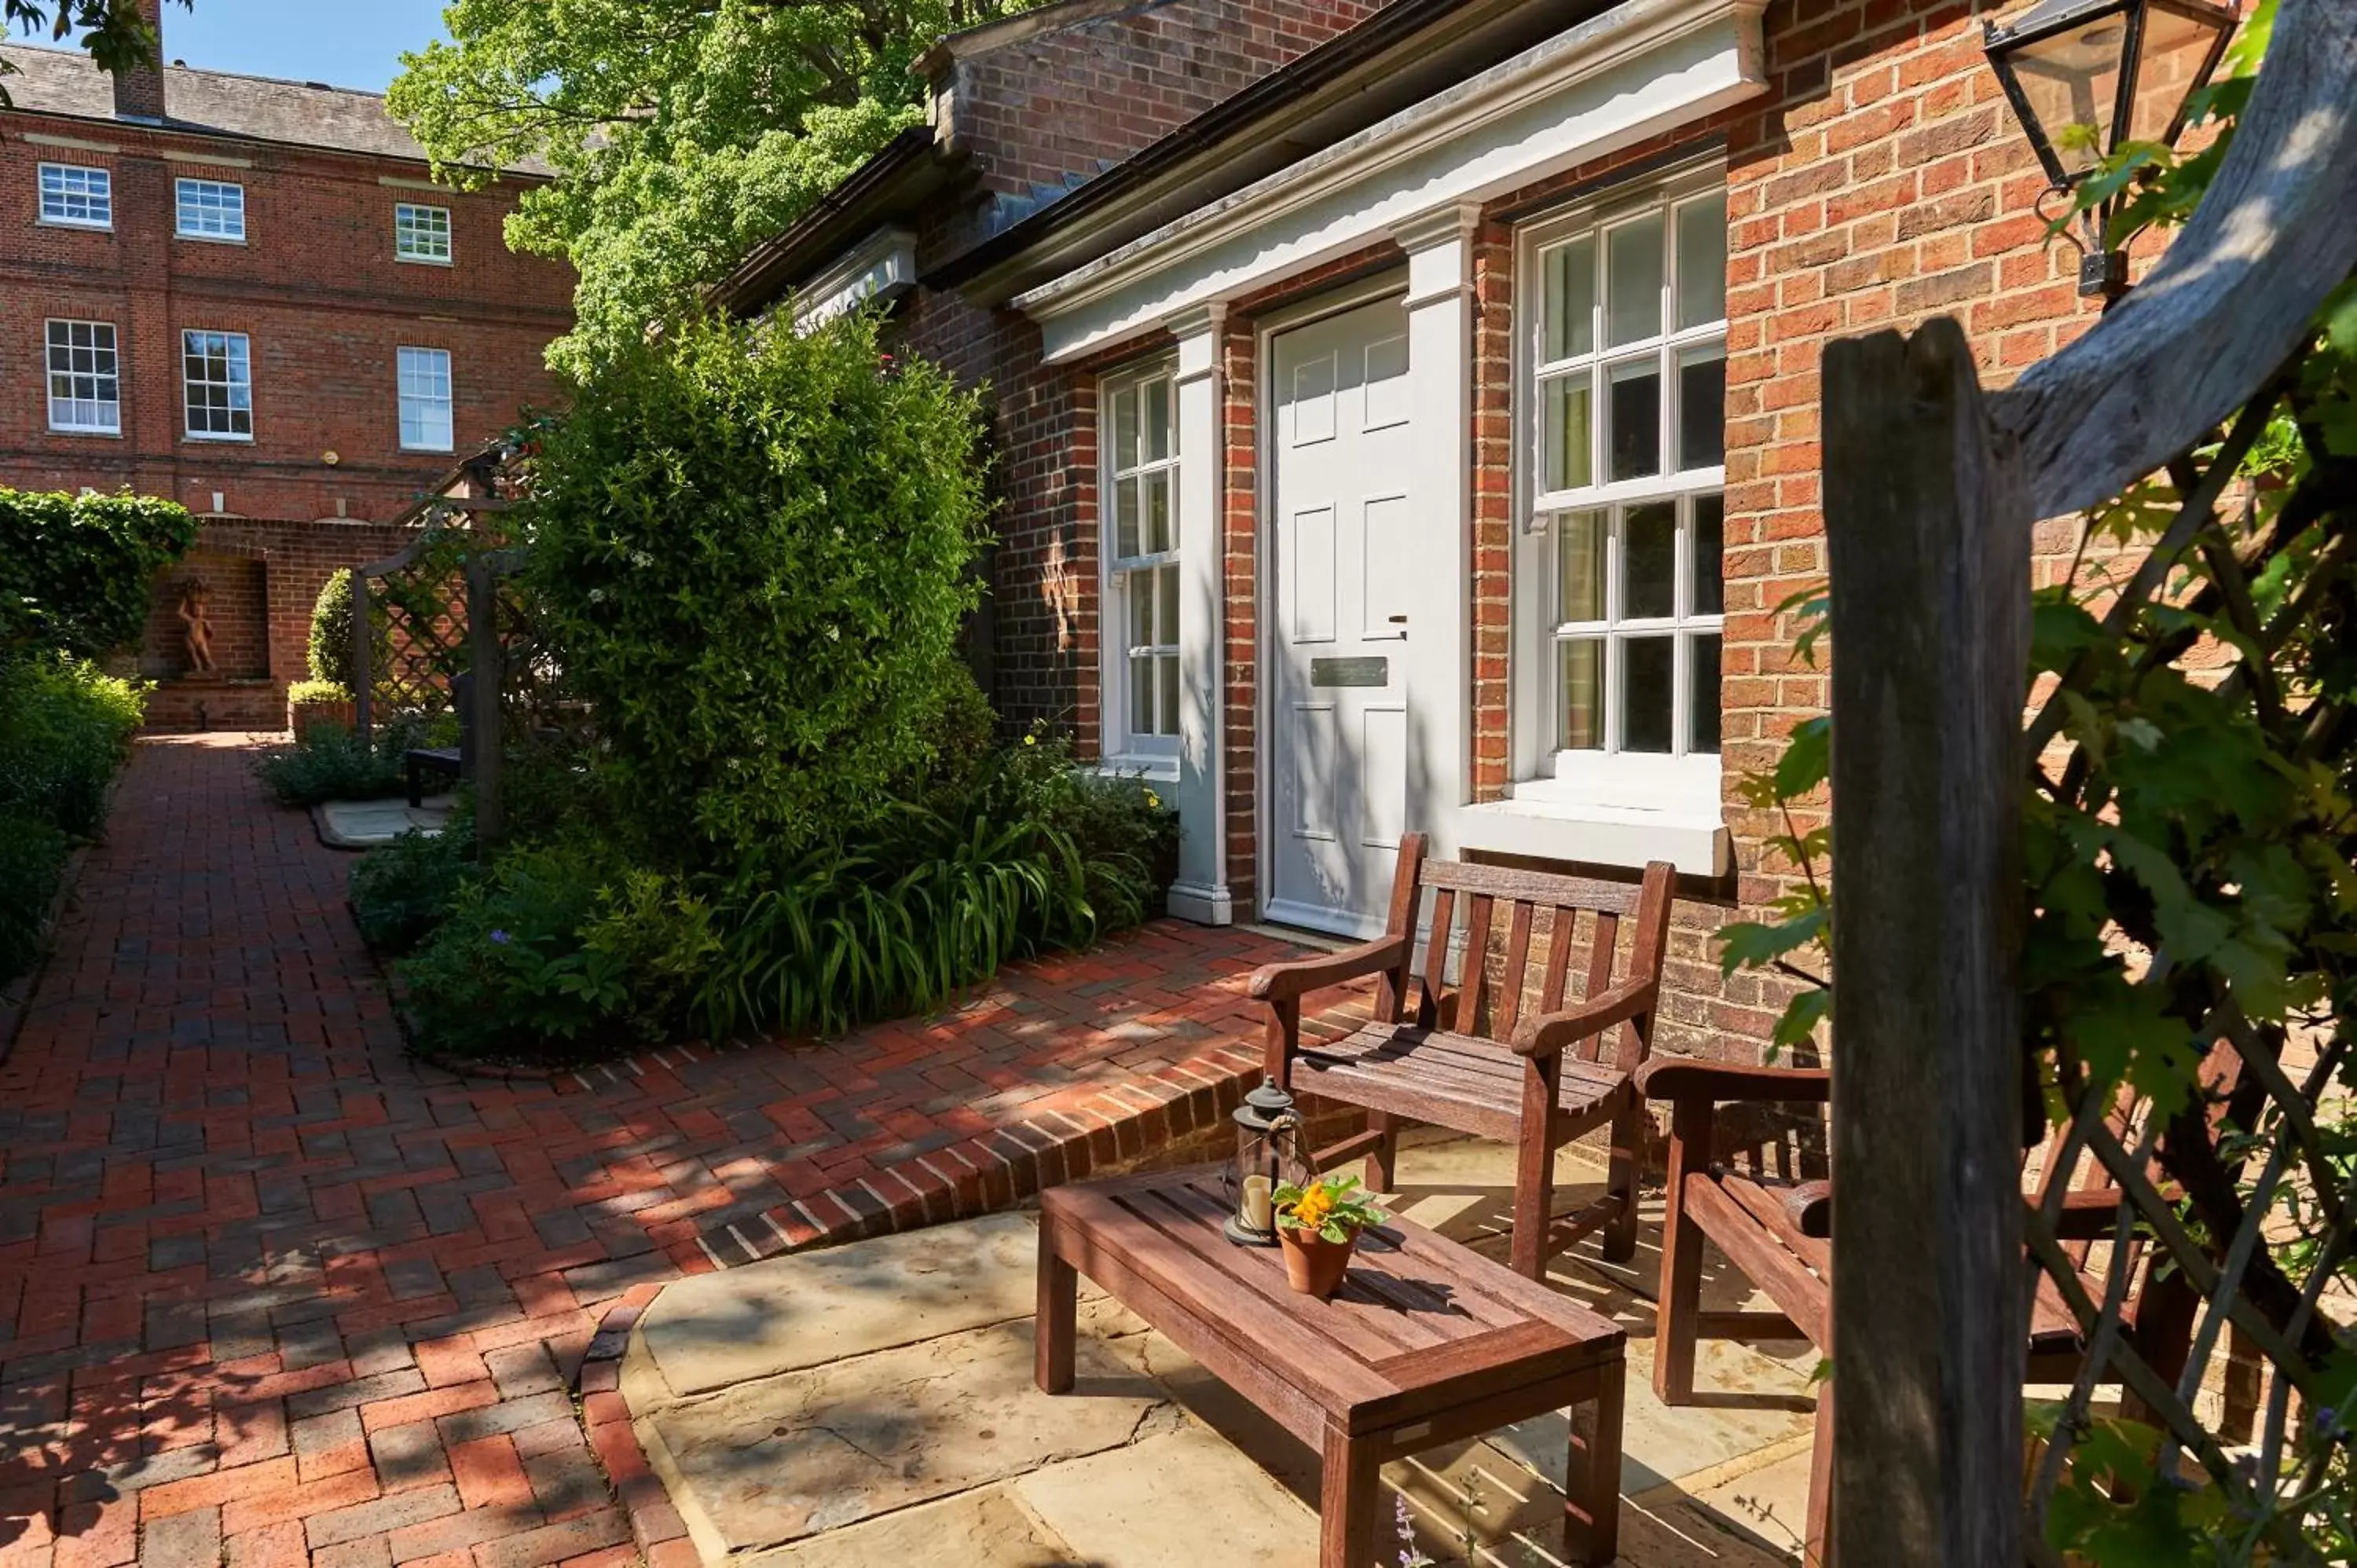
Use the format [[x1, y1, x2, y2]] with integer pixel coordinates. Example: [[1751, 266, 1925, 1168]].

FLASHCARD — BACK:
[[158, 0, 451, 93]]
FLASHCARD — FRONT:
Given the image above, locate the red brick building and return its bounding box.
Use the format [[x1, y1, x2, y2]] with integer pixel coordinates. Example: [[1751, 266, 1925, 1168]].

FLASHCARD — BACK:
[[0, 2, 571, 727], [730, 0, 2233, 1064]]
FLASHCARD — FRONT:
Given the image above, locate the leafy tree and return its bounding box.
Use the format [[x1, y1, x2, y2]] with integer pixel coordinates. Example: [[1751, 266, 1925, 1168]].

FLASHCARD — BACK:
[[0, 489, 199, 659], [2, 1, 191, 104], [387, 0, 1039, 379]]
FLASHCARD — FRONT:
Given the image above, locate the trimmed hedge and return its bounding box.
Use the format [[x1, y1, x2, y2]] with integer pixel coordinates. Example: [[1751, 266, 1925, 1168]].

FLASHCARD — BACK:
[[0, 489, 198, 658], [0, 655, 146, 984]]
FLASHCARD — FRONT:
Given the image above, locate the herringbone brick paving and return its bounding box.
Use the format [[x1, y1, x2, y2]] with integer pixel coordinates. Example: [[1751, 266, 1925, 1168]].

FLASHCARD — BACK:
[[0, 736, 1336, 1566]]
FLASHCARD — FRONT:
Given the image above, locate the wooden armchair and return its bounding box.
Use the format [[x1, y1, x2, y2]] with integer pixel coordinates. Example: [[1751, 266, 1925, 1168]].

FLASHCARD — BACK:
[[1637, 1055, 2217, 1565], [1248, 831, 1676, 1280]]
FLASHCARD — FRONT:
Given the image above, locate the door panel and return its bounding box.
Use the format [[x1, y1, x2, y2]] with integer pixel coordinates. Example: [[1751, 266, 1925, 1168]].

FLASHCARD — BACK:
[[1266, 295, 1417, 938]]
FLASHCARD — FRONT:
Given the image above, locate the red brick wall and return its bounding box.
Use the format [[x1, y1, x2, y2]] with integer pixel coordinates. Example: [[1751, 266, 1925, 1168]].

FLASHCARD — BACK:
[[0, 113, 571, 528], [933, 0, 1387, 256]]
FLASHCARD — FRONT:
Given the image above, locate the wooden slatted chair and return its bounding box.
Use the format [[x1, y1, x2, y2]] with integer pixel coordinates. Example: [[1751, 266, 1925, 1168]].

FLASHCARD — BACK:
[[1248, 831, 1677, 1280], [1636, 1053, 2223, 1565]]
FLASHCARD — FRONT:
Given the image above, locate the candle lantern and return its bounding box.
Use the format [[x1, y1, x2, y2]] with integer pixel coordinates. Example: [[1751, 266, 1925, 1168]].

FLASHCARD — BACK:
[[1223, 1079, 1314, 1247]]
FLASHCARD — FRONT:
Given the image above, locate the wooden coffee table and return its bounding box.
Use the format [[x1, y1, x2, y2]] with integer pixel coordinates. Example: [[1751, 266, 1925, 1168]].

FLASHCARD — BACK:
[[1036, 1167, 1625, 1566]]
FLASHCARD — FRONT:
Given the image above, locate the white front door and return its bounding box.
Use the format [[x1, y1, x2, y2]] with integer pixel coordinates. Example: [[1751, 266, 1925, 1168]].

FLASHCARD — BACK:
[[1266, 295, 1420, 938]]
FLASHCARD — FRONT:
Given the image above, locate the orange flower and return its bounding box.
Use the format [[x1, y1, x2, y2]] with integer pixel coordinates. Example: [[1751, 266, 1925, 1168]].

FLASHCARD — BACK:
[[1290, 1184, 1336, 1232]]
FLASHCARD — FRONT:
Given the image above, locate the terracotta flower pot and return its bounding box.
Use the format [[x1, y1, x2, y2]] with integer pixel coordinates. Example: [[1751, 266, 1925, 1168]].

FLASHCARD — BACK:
[[1278, 1223, 1360, 1299]]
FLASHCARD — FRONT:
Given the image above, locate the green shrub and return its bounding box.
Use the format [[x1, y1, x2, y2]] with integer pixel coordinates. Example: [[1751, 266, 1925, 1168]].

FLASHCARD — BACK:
[[288, 677, 350, 706], [0, 654, 146, 839], [522, 310, 992, 872], [0, 489, 198, 658], [0, 654, 145, 985], [0, 811, 71, 985], [398, 840, 717, 1064], [253, 719, 439, 807], [350, 818, 476, 954], [307, 568, 359, 685]]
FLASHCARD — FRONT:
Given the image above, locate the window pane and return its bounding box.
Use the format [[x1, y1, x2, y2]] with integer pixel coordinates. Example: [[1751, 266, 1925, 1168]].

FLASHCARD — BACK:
[[1542, 376, 1592, 492], [1624, 637, 1675, 753], [1157, 655, 1180, 738], [1606, 214, 1663, 346], [1543, 238, 1594, 362], [1114, 387, 1139, 471], [1558, 510, 1604, 623], [1115, 478, 1140, 558], [1559, 639, 1605, 751], [1692, 494, 1725, 617], [1689, 633, 1721, 754], [1145, 378, 1172, 462], [1128, 571, 1154, 647], [1623, 502, 1676, 619], [1143, 469, 1172, 554], [1157, 563, 1180, 647], [1606, 360, 1660, 482], [1131, 657, 1157, 738], [1677, 347, 1725, 471], [1675, 195, 1727, 329]]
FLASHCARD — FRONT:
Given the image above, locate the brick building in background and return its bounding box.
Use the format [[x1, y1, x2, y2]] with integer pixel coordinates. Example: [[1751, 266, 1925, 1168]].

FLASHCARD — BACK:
[[0, 1, 570, 727], [726, 0, 2238, 1066]]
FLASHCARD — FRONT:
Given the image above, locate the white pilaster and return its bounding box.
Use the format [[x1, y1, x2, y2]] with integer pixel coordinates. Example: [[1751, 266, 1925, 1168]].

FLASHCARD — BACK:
[[1395, 203, 1480, 857], [1164, 303, 1233, 924]]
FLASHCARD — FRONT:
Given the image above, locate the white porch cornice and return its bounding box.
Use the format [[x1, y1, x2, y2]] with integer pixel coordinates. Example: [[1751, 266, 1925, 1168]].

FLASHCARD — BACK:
[[1016, 0, 1766, 364]]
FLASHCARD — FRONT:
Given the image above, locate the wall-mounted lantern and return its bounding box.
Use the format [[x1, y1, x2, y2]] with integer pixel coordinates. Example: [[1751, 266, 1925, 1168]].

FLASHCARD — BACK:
[[1981, 0, 2238, 298]]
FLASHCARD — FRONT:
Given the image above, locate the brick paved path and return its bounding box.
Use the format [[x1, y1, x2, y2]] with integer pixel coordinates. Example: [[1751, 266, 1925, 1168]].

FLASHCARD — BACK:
[[0, 737, 1329, 1567]]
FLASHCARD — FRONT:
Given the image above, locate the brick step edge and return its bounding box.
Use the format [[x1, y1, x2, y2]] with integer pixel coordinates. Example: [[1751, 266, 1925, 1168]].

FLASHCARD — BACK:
[[574, 1286, 700, 1568], [689, 1042, 1274, 1269]]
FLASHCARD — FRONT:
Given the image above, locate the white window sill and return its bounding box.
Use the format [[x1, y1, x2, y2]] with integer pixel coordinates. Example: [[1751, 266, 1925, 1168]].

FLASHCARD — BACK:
[[395, 254, 454, 267], [1096, 753, 1180, 785], [49, 424, 122, 438], [400, 442, 456, 455], [182, 431, 255, 444], [177, 232, 248, 246], [1454, 794, 1728, 876], [38, 218, 112, 233]]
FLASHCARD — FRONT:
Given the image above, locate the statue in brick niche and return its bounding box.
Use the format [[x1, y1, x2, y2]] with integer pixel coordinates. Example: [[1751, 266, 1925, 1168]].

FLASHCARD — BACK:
[[177, 578, 217, 675]]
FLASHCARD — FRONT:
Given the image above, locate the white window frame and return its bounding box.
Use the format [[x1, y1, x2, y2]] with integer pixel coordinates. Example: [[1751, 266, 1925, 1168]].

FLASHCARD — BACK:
[[1511, 165, 1728, 815], [1099, 362, 1183, 772], [38, 163, 112, 229], [397, 346, 455, 452], [174, 178, 247, 243], [45, 319, 120, 435], [394, 203, 452, 265], [181, 328, 255, 442]]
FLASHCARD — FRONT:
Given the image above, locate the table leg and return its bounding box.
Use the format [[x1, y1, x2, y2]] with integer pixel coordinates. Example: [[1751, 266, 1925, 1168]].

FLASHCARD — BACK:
[[1319, 1422, 1382, 1568], [1566, 1362, 1624, 1566], [1035, 1212, 1076, 1395]]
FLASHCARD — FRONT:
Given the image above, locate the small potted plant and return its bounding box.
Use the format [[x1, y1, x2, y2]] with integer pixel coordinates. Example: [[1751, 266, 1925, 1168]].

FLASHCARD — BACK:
[[1271, 1173, 1389, 1300]]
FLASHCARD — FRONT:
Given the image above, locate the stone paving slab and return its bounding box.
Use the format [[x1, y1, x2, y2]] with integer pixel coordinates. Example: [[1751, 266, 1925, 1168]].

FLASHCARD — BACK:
[[311, 795, 453, 849], [618, 1138, 1816, 1567]]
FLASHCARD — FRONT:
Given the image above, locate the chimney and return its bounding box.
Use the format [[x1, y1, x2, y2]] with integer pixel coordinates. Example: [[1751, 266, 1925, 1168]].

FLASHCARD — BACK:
[[112, 0, 166, 123]]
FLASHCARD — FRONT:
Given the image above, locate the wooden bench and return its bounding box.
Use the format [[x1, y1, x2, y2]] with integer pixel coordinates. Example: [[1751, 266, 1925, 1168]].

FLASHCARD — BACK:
[[1036, 1166, 1625, 1566], [1252, 832, 1676, 1279]]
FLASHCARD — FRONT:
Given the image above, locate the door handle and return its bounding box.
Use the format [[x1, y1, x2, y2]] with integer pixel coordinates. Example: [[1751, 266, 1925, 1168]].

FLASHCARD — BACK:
[[1387, 614, 1408, 625]]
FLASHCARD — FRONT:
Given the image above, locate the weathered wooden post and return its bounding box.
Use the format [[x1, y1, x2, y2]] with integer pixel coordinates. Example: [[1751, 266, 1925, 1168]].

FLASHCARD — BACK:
[[1813, 4, 2357, 1556], [1822, 317, 2029, 1564], [464, 554, 504, 848]]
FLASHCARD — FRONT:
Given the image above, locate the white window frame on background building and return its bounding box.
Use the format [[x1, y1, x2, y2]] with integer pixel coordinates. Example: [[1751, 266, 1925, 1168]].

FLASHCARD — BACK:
[[1510, 163, 1728, 825], [174, 178, 247, 242], [394, 203, 452, 264], [45, 319, 120, 434], [181, 328, 254, 441], [397, 346, 455, 452], [1099, 362, 1183, 779], [38, 163, 112, 229]]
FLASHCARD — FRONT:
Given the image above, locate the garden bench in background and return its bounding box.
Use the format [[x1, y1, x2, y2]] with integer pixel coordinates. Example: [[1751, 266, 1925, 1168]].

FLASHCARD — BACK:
[[1036, 1166, 1625, 1566], [1250, 832, 1675, 1279], [405, 670, 471, 807]]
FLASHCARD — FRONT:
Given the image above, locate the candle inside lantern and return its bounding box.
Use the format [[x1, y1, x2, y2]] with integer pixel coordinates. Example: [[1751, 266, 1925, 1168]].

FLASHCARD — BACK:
[[1243, 1174, 1273, 1233]]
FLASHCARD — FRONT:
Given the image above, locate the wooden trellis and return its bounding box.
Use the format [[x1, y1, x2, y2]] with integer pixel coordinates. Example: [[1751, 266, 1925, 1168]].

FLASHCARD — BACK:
[[1818, 2, 2357, 1561]]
